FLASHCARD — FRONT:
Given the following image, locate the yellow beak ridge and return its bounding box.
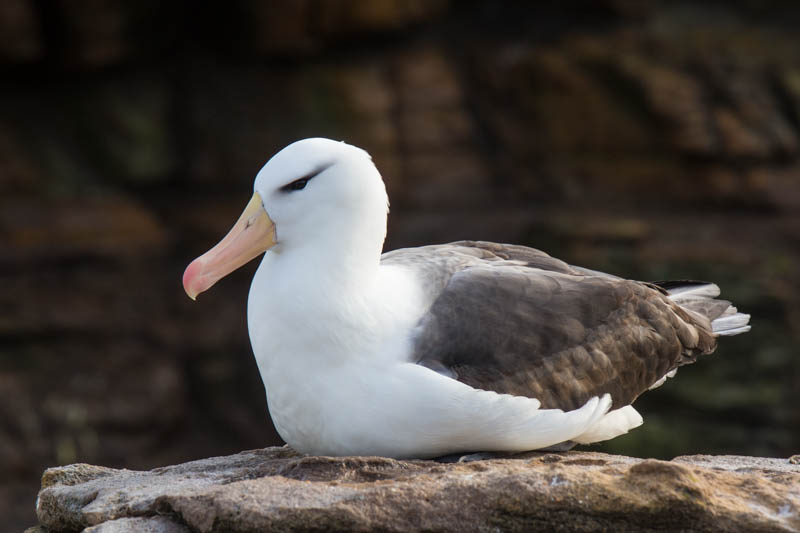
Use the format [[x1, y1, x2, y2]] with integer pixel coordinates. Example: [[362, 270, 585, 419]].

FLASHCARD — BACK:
[[183, 192, 276, 300]]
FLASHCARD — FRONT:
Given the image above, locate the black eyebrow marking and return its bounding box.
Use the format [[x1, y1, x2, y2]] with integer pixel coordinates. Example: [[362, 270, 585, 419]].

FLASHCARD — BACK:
[[279, 163, 333, 193]]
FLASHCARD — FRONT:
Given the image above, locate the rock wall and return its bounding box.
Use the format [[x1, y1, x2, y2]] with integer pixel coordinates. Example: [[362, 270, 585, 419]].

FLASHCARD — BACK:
[[2, 1, 800, 530]]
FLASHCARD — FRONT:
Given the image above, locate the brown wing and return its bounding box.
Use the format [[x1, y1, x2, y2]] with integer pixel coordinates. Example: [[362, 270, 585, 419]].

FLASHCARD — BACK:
[[409, 242, 718, 411]]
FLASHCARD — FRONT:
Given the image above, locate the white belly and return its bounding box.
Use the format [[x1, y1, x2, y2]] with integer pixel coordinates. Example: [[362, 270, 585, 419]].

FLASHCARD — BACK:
[[261, 357, 617, 458]]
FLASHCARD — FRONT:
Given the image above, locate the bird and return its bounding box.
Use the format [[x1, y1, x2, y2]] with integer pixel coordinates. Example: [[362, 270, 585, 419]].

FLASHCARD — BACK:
[[182, 138, 751, 459]]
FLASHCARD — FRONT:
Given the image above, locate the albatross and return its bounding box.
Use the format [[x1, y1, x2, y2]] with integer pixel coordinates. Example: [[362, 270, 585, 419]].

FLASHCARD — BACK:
[[183, 138, 751, 459]]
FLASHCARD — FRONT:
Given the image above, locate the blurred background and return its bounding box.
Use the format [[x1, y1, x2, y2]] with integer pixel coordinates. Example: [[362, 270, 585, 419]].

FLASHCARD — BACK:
[[2, 0, 799, 529]]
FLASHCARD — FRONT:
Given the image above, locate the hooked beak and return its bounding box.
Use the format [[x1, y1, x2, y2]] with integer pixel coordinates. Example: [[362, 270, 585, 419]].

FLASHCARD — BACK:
[[183, 192, 276, 300]]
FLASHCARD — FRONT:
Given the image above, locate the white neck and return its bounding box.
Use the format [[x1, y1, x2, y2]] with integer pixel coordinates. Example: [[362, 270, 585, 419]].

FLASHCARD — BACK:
[[245, 197, 399, 369]]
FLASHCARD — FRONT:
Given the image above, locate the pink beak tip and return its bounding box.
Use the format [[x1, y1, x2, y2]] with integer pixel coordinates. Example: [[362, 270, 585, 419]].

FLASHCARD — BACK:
[[182, 259, 202, 301]]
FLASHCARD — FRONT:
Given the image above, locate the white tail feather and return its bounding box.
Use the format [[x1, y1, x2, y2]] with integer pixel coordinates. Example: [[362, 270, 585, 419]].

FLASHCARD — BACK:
[[667, 283, 721, 300], [664, 282, 750, 337], [712, 313, 751, 334], [715, 323, 751, 336]]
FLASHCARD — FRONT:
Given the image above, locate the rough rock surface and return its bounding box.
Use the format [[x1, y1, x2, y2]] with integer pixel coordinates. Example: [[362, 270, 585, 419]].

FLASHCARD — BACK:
[[34, 447, 800, 532]]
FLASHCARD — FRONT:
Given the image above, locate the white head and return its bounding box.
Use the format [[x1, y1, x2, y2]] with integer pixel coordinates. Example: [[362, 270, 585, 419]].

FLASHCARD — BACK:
[[183, 138, 389, 299]]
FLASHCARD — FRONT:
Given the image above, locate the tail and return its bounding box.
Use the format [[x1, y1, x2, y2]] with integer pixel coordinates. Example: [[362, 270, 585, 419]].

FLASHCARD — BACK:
[[654, 280, 751, 336]]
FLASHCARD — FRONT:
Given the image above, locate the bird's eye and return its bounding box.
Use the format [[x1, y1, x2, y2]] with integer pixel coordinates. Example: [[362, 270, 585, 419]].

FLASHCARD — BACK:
[[287, 177, 309, 191], [279, 176, 311, 193], [279, 163, 332, 193]]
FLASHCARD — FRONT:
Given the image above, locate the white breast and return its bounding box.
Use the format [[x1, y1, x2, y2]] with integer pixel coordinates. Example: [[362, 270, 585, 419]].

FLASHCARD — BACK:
[[247, 254, 425, 452]]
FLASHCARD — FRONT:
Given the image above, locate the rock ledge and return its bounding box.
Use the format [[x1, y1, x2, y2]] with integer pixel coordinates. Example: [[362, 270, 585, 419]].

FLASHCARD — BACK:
[[33, 447, 800, 532]]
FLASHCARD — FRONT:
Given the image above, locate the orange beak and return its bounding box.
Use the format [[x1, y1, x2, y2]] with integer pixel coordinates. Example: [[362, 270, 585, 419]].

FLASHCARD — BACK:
[[183, 192, 276, 300]]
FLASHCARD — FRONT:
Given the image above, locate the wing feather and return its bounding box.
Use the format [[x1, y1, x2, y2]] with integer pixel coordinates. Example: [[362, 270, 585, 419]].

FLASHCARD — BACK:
[[401, 241, 717, 411]]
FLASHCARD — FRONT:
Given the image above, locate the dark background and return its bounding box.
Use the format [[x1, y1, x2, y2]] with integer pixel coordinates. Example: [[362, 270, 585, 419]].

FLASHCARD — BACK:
[[2, 1, 799, 529]]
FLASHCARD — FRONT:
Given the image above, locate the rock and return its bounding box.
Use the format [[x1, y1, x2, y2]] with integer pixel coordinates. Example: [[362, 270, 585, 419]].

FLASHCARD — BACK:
[[50, 0, 132, 67], [0, 120, 46, 194], [241, 0, 450, 55], [84, 516, 190, 533], [750, 165, 800, 212], [35, 447, 800, 532], [714, 107, 772, 158], [617, 56, 717, 155], [0, 196, 167, 262], [41, 463, 120, 489], [0, 0, 42, 62]]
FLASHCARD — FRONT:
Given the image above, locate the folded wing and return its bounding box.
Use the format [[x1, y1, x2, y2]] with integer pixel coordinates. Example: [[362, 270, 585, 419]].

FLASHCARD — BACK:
[[395, 241, 718, 411]]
